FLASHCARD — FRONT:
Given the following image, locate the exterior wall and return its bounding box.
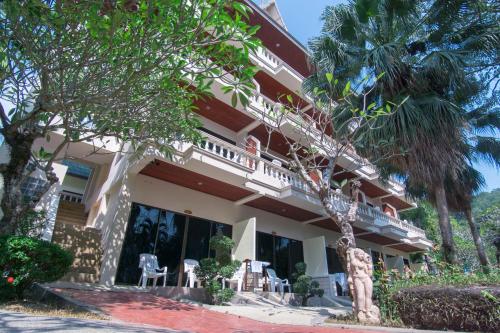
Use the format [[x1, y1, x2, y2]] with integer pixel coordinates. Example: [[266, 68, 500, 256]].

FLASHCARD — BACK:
[[233, 217, 257, 261], [130, 174, 411, 259], [96, 173, 413, 285], [303, 236, 328, 277]]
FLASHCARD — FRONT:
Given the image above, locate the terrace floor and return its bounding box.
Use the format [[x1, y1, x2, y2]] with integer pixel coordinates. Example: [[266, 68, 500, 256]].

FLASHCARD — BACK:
[[52, 287, 386, 333]]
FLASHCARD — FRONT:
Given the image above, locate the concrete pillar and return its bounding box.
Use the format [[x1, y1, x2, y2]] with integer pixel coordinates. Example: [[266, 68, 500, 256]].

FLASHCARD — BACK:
[[232, 217, 256, 261], [41, 163, 68, 241], [99, 172, 135, 286], [303, 236, 328, 277]]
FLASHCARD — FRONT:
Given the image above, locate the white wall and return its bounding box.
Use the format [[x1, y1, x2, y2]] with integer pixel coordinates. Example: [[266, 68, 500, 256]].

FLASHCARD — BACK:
[[303, 236, 328, 277], [131, 175, 411, 259], [232, 217, 256, 261]]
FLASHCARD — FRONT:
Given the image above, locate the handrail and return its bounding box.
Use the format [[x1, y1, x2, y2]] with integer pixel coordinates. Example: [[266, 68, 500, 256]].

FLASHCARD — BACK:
[[197, 132, 258, 169], [252, 47, 305, 81], [60, 191, 83, 203], [195, 131, 426, 237]]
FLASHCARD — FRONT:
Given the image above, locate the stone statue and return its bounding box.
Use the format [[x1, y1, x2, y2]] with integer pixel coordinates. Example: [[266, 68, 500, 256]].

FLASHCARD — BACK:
[[346, 248, 380, 324]]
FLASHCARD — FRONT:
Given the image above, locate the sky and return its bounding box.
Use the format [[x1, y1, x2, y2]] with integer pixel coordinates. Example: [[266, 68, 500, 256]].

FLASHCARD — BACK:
[[266, 0, 499, 192]]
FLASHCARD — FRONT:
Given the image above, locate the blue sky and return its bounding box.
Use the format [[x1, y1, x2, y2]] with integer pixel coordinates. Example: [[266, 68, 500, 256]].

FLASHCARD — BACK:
[[268, 0, 499, 192]]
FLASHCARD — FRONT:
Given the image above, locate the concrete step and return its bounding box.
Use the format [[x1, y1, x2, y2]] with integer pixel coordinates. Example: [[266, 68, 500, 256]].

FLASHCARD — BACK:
[[62, 272, 99, 284]]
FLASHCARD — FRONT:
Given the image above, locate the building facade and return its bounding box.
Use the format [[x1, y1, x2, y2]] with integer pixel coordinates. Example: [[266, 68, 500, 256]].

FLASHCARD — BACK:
[[26, 0, 431, 296]]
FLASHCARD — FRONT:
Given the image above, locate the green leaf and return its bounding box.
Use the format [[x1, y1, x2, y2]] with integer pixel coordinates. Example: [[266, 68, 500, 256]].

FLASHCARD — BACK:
[[342, 81, 351, 97], [325, 73, 333, 84], [286, 94, 293, 104], [231, 92, 238, 108]]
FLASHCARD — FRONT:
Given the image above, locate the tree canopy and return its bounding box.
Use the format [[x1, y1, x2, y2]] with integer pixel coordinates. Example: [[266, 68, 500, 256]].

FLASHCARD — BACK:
[[0, 0, 260, 234], [306, 0, 500, 264]]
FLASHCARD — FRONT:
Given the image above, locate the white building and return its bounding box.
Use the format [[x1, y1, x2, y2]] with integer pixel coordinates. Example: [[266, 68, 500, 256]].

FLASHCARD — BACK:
[[24, 0, 431, 297]]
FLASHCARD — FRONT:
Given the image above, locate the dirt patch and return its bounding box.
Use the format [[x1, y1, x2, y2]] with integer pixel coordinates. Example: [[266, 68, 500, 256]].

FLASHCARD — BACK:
[[0, 299, 108, 321]]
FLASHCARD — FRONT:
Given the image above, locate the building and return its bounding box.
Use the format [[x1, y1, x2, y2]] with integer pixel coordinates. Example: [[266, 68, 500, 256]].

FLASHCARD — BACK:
[[26, 0, 431, 297]]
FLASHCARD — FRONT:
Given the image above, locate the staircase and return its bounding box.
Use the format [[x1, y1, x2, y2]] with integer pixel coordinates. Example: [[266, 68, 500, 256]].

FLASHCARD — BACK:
[[55, 201, 88, 226], [52, 201, 103, 283]]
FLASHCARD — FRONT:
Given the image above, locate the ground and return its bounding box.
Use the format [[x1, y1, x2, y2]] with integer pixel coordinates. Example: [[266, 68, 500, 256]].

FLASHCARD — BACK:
[[52, 288, 388, 333], [0, 310, 176, 333]]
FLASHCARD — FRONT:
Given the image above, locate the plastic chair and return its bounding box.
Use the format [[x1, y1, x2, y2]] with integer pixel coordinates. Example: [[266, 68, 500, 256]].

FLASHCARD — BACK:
[[223, 263, 246, 292], [329, 273, 348, 296], [138, 254, 168, 288], [184, 259, 201, 288], [266, 268, 291, 295]]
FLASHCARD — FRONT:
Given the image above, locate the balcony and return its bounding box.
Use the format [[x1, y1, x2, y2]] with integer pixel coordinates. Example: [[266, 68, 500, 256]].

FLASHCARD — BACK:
[[250, 47, 304, 93], [191, 132, 426, 240]]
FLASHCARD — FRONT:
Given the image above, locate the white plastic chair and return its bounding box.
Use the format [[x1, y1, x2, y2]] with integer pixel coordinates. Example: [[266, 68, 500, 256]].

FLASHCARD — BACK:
[[329, 273, 348, 296], [184, 259, 201, 288], [266, 268, 291, 295], [138, 254, 168, 288], [223, 263, 246, 292]]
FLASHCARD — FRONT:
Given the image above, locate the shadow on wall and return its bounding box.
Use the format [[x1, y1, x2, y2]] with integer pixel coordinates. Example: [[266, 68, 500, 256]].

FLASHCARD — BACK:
[[98, 174, 135, 286], [52, 221, 102, 284]]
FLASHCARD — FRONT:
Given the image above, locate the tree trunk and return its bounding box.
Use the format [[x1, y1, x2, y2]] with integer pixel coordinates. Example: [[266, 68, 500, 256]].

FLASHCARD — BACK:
[[336, 217, 356, 274], [434, 181, 458, 265], [0, 131, 38, 235], [465, 207, 490, 272]]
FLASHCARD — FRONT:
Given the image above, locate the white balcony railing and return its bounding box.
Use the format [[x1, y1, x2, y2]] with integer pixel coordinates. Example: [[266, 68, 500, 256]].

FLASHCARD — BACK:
[[197, 133, 257, 169], [195, 132, 426, 238], [252, 47, 305, 81]]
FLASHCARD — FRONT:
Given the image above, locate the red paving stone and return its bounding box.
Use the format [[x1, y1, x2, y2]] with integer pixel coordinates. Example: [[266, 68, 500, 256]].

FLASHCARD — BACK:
[[58, 289, 385, 333]]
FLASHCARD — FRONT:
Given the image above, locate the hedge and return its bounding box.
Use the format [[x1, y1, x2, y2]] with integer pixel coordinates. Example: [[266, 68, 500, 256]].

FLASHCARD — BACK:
[[392, 285, 500, 332]]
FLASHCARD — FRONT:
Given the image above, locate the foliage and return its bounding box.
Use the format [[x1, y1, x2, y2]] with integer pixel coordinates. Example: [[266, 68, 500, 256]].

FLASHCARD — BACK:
[[401, 189, 500, 270], [0, 0, 261, 234], [308, 0, 500, 264], [0, 235, 73, 299], [375, 265, 500, 326], [194, 233, 240, 305], [16, 209, 47, 238], [292, 262, 324, 306], [393, 286, 499, 332]]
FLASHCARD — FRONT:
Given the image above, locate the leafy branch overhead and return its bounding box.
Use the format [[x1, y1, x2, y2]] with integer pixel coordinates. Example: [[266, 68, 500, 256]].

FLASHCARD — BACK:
[[0, 0, 261, 234]]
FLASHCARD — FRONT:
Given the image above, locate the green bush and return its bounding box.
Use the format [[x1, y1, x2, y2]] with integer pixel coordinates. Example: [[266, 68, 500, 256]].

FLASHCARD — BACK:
[[0, 235, 73, 300], [393, 285, 500, 332], [292, 262, 324, 306], [194, 233, 240, 305], [375, 265, 500, 331]]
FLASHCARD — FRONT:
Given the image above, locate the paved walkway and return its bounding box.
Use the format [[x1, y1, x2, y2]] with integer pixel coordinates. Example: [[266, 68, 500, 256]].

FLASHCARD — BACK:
[[0, 310, 178, 333], [57, 289, 386, 333]]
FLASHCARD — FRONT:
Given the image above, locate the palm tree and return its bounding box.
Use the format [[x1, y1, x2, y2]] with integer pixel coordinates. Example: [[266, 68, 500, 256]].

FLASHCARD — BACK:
[[446, 167, 491, 271], [305, 0, 500, 264]]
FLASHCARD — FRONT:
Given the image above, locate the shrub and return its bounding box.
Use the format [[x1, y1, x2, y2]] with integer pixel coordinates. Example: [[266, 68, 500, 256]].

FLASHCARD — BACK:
[[194, 233, 240, 305], [375, 265, 500, 331], [0, 235, 73, 300], [292, 262, 324, 306], [393, 286, 500, 332]]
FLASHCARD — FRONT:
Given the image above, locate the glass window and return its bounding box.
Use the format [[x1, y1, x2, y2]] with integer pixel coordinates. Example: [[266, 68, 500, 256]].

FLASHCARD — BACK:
[[116, 203, 232, 286], [185, 217, 212, 261], [256, 232, 303, 282], [289, 239, 304, 281], [116, 204, 161, 284], [274, 236, 290, 280], [155, 211, 186, 285], [256, 232, 274, 265], [326, 247, 344, 274], [371, 250, 383, 271]]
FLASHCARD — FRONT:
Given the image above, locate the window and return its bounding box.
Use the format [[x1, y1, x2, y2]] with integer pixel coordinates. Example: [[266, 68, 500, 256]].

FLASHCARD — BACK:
[[116, 203, 231, 286], [371, 250, 384, 271], [326, 247, 344, 274], [256, 232, 304, 282]]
